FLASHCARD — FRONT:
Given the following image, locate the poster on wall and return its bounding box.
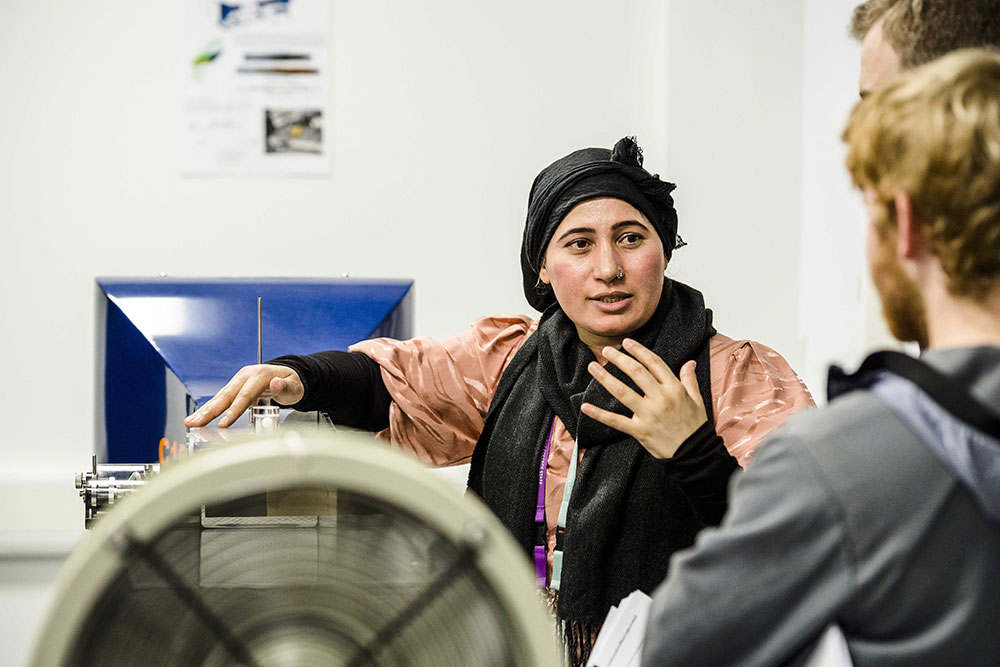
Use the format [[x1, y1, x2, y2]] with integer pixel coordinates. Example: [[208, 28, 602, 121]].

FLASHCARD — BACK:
[[177, 0, 329, 175]]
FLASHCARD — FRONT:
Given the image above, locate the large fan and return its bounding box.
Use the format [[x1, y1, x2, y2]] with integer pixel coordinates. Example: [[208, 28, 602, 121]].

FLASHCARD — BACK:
[[34, 429, 562, 666]]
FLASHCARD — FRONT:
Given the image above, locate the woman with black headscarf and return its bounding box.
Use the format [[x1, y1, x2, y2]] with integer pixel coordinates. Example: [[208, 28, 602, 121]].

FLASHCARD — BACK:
[[187, 136, 813, 665]]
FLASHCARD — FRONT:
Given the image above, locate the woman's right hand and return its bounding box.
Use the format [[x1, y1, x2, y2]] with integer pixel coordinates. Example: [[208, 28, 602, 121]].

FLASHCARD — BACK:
[[183, 364, 305, 428]]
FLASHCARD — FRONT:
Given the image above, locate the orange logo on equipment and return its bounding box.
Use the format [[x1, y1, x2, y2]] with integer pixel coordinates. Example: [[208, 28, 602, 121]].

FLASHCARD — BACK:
[[158, 437, 188, 465]]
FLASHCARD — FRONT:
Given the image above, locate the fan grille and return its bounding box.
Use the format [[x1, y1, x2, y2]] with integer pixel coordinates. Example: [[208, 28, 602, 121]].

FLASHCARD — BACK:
[[67, 488, 527, 666]]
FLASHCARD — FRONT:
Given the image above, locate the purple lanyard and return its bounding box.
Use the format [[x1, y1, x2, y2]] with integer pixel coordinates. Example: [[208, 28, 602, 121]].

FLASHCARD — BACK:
[[534, 419, 556, 588]]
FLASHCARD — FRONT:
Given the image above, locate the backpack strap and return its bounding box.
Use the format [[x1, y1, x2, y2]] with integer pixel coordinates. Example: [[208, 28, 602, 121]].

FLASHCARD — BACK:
[[828, 350, 1000, 440]]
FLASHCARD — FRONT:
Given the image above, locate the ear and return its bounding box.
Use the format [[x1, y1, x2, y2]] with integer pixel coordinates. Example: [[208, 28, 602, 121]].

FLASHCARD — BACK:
[[893, 190, 922, 259], [538, 265, 550, 285]]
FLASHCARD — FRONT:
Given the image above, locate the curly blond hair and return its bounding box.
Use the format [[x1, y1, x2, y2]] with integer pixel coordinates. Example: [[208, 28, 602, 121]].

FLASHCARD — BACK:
[[843, 48, 1000, 301]]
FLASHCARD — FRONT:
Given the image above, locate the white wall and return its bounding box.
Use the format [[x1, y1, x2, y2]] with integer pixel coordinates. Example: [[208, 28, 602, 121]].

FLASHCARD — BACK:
[[0, 0, 882, 663], [666, 1, 805, 367], [0, 0, 675, 476], [799, 0, 899, 402]]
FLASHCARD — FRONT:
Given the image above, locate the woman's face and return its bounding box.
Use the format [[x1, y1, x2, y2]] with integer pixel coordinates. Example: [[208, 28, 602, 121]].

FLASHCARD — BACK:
[[539, 197, 666, 351]]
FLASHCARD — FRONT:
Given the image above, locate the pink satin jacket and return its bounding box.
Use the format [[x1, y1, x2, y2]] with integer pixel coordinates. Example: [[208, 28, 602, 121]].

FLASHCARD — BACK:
[[352, 315, 814, 577]]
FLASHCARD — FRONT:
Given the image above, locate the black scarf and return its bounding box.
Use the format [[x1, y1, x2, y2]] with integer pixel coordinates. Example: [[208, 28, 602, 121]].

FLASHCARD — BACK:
[[467, 278, 716, 656]]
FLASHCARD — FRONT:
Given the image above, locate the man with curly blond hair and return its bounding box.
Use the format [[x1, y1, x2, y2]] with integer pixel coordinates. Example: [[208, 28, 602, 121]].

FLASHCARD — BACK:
[[641, 49, 1000, 667]]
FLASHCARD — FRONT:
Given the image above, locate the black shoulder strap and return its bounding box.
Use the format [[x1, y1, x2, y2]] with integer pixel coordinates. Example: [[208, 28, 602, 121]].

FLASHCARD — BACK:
[[829, 350, 1000, 440]]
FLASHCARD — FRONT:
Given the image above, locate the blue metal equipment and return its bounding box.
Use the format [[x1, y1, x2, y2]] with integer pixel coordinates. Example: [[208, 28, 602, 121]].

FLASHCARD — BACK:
[[95, 277, 413, 463]]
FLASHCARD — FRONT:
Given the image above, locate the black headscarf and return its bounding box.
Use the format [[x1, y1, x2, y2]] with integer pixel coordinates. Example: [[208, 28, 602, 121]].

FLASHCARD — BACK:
[[520, 136, 684, 311]]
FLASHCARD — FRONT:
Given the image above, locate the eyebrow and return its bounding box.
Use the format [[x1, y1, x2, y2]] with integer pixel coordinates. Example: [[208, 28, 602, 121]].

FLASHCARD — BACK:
[[555, 220, 650, 242]]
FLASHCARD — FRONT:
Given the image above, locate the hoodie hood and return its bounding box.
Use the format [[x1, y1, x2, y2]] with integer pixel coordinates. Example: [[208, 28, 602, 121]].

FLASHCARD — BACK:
[[869, 372, 1000, 521], [828, 346, 1000, 522]]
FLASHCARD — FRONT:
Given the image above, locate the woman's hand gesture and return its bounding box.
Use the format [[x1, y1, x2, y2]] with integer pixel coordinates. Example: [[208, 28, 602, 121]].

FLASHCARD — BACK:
[[183, 364, 305, 428], [581, 338, 708, 459]]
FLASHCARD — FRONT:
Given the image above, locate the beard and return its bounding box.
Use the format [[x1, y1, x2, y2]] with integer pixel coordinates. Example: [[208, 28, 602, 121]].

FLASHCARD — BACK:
[[871, 236, 929, 348]]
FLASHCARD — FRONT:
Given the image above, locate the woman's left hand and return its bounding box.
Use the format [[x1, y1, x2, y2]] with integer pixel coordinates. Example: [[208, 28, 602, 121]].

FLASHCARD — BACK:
[[581, 338, 708, 459]]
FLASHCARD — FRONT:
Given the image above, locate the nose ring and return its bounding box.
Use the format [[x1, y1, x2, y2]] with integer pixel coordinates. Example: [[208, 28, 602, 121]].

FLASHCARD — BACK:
[[617, 267, 624, 280]]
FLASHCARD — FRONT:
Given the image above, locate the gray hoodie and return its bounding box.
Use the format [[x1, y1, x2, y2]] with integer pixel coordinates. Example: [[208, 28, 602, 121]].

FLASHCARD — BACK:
[[641, 346, 1000, 666]]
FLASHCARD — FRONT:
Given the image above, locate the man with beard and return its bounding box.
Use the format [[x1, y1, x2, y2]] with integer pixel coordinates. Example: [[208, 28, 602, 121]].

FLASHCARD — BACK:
[[851, 0, 1000, 97], [640, 49, 1000, 666]]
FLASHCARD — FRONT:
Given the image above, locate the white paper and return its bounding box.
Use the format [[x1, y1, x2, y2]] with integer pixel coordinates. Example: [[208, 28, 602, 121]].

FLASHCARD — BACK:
[[588, 596, 853, 667], [804, 625, 854, 667], [177, 0, 330, 175], [587, 590, 653, 667]]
